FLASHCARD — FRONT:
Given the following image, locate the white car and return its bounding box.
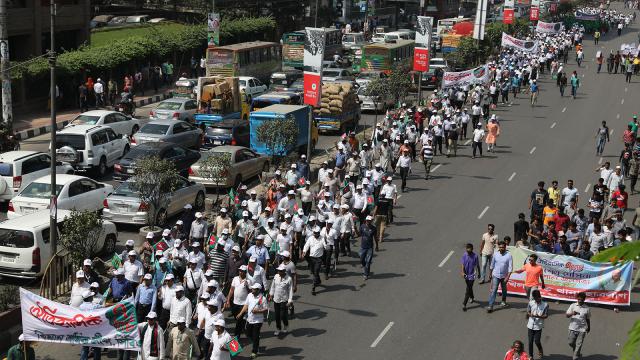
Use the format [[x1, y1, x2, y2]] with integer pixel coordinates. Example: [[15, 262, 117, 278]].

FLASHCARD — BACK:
[[0, 151, 74, 204], [54, 125, 130, 177], [7, 174, 113, 219], [357, 86, 394, 112], [66, 110, 141, 136], [371, 33, 386, 43], [429, 57, 449, 72], [239, 76, 267, 101]]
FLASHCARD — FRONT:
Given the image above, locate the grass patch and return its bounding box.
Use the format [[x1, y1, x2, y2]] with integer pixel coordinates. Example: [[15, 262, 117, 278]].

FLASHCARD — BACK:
[[91, 23, 187, 48]]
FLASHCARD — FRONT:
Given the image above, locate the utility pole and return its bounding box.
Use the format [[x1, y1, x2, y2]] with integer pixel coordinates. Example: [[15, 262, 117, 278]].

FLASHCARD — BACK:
[[314, 0, 318, 27], [49, 0, 57, 297], [0, 0, 12, 132]]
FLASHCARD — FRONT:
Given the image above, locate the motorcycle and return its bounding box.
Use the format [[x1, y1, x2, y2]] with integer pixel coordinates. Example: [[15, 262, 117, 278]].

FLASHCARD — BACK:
[[116, 92, 136, 116]]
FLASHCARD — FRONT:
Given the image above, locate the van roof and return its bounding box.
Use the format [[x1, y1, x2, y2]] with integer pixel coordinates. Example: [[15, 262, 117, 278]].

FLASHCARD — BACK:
[[253, 104, 306, 114], [0, 151, 41, 162], [0, 209, 71, 230]]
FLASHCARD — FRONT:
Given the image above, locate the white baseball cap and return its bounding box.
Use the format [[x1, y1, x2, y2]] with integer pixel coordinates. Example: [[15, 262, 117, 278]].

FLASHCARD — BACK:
[[239, 265, 248, 271], [83, 259, 92, 266], [115, 268, 125, 275], [251, 283, 262, 290], [281, 250, 291, 257], [249, 256, 257, 262], [76, 270, 85, 278], [146, 232, 154, 239], [205, 269, 214, 276], [192, 241, 200, 247], [162, 229, 171, 236], [90, 282, 99, 288], [232, 245, 241, 252], [195, 212, 203, 218], [126, 239, 135, 246], [176, 220, 184, 225], [128, 250, 137, 256], [165, 274, 175, 280], [206, 299, 219, 306], [183, 204, 192, 209], [174, 285, 184, 292], [159, 258, 167, 264], [222, 228, 230, 234], [143, 273, 152, 280], [82, 290, 95, 299], [214, 319, 226, 327], [277, 264, 286, 271], [208, 280, 219, 288], [146, 311, 158, 319]]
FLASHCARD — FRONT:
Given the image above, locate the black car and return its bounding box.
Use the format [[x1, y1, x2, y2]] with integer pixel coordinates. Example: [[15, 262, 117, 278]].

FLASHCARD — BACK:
[[201, 119, 250, 149], [421, 68, 444, 90], [113, 142, 201, 181]]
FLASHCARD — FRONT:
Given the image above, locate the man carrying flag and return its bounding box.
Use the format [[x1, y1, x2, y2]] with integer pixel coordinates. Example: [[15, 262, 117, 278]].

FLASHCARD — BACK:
[[209, 319, 233, 360], [236, 283, 267, 359]]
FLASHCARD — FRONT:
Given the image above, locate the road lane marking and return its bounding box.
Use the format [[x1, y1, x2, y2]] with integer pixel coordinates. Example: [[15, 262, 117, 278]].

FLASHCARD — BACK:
[[562, 107, 566, 113], [585, 183, 591, 193], [370, 322, 394, 348], [432, 164, 442, 172], [508, 172, 516, 182], [621, 99, 625, 105], [625, 87, 628, 92], [610, 129, 615, 135], [581, 74, 585, 77], [530, 146, 536, 154], [438, 251, 455, 268], [465, 139, 472, 145], [598, 157, 603, 164], [550, 122, 556, 128], [478, 206, 490, 219], [617, 114, 620, 119]]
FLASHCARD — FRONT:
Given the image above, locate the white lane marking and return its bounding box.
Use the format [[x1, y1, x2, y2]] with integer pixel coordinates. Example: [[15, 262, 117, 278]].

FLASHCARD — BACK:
[[478, 206, 490, 219], [438, 251, 455, 268], [397, 194, 402, 199], [617, 114, 621, 119], [550, 122, 556, 128], [581, 74, 585, 78], [562, 107, 567, 113], [508, 172, 517, 182], [530, 146, 537, 154], [610, 129, 615, 136], [621, 99, 625, 105], [585, 183, 591, 193], [465, 139, 472, 145], [432, 164, 442, 172], [598, 157, 603, 164], [625, 87, 628, 92], [370, 322, 394, 348]]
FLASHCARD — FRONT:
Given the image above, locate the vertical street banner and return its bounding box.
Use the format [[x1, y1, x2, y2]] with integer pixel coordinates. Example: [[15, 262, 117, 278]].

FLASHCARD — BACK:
[[503, 8, 514, 24], [413, 16, 433, 72], [506, 247, 634, 306], [473, 0, 488, 40], [530, 0, 540, 20], [20, 288, 140, 349], [207, 13, 220, 47], [303, 28, 326, 106]]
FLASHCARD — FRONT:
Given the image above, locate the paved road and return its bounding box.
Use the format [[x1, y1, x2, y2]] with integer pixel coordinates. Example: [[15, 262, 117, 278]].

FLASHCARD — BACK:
[[14, 16, 640, 360]]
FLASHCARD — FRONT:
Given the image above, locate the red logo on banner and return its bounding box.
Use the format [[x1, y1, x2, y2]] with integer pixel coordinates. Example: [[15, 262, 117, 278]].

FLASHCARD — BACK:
[[303, 73, 322, 106], [503, 9, 514, 24], [530, 7, 539, 21], [413, 48, 430, 72]]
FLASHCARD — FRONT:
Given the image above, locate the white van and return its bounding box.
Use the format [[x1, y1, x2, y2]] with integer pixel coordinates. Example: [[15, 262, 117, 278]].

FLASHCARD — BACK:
[[384, 31, 412, 42], [0, 209, 118, 279]]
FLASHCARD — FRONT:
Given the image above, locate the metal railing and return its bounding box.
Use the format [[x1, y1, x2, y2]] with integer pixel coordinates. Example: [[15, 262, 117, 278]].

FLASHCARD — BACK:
[[39, 249, 73, 300]]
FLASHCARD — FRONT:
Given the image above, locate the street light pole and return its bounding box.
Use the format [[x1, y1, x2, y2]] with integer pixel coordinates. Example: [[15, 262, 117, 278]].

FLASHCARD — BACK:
[[49, 0, 57, 296]]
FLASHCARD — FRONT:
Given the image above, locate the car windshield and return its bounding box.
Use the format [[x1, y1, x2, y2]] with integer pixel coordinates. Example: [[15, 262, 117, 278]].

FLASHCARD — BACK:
[[124, 146, 159, 158], [20, 182, 63, 198], [56, 134, 86, 150], [0, 229, 34, 248], [386, 35, 399, 40], [343, 35, 355, 42], [71, 115, 101, 125], [139, 124, 169, 135], [430, 59, 446, 65], [113, 181, 138, 197], [323, 70, 342, 77], [156, 102, 182, 110]]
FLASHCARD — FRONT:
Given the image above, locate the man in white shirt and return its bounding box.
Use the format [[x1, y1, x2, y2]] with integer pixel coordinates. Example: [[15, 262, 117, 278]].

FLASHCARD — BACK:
[[339, 204, 355, 256], [226, 265, 250, 337], [302, 227, 328, 295], [352, 185, 368, 223], [168, 286, 192, 331], [183, 259, 203, 303], [320, 220, 338, 278], [561, 179, 579, 207], [123, 251, 144, 288], [93, 78, 104, 107], [69, 270, 90, 307], [472, 123, 485, 158], [138, 311, 165, 360], [246, 190, 262, 217], [566, 292, 591, 359], [395, 148, 412, 192], [278, 190, 297, 215], [269, 264, 294, 335], [188, 242, 206, 270], [158, 274, 176, 329], [526, 290, 549, 358]]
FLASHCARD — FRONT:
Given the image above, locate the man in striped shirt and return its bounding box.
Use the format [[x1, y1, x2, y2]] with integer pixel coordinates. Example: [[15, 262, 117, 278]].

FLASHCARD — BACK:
[[422, 139, 435, 180], [208, 239, 229, 285]]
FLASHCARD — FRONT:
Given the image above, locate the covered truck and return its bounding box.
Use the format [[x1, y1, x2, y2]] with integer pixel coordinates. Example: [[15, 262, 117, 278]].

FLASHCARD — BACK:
[[193, 76, 249, 127], [313, 81, 361, 133], [250, 104, 318, 156]]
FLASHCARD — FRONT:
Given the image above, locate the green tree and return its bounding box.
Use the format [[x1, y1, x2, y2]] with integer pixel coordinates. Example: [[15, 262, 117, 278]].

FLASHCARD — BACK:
[[59, 210, 105, 268], [197, 151, 233, 203], [591, 242, 640, 360], [385, 63, 412, 106], [255, 115, 299, 167], [129, 156, 181, 229]]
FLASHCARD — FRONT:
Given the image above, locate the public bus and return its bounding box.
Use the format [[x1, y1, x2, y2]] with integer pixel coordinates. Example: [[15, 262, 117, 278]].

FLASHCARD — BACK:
[[281, 28, 343, 69], [205, 41, 282, 82], [360, 40, 415, 74], [436, 17, 472, 35]]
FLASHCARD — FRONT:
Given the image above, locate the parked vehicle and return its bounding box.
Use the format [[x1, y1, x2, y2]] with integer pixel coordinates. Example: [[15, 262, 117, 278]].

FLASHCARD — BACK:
[[149, 99, 198, 122], [357, 86, 394, 112], [67, 110, 141, 136], [313, 82, 361, 133], [281, 29, 342, 69], [239, 76, 268, 101], [125, 15, 150, 24], [360, 40, 415, 74], [342, 32, 367, 50], [148, 17, 167, 23], [205, 42, 281, 83], [113, 142, 201, 181], [7, 174, 113, 219], [90, 15, 114, 28], [421, 68, 444, 89], [251, 104, 318, 155], [322, 68, 355, 82], [269, 70, 303, 92], [371, 33, 386, 44], [0, 209, 117, 279], [193, 76, 250, 127], [171, 79, 198, 99], [102, 176, 205, 226], [250, 91, 302, 112], [189, 146, 269, 189], [202, 119, 250, 149], [355, 71, 388, 88], [429, 57, 450, 72], [131, 120, 202, 149], [54, 125, 130, 177], [107, 16, 127, 26]]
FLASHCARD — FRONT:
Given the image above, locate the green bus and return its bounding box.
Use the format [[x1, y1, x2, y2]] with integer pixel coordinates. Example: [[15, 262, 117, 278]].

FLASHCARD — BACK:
[[360, 40, 415, 74], [205, 41, 282, 82], [281, 28, 343, 69]]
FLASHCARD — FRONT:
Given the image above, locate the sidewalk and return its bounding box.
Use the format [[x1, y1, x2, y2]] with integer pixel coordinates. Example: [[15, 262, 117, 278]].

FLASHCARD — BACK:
[[13, 86, 174, 141]]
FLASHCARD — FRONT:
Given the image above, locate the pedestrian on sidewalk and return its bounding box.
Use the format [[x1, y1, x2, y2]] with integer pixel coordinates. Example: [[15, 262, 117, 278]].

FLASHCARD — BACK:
[[108, 79, 118, 106], [394, 149, 411, 192], [461, 243, 480, 311], [135, 70, 144, 96], [94, 78, 105, 108], [526, 290, 548, 359], [472, 123, 485, 159], [78, 82, 88, 112], [486, 241, 512, 313], [152, 65, 161, 93], [236, 283, 267, 358], [566, 292, 591, 360]]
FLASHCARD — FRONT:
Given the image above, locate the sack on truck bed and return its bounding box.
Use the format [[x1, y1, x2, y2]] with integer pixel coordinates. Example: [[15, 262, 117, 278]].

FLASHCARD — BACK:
[[320, 103, 330, 109], [329, 99, 343, 107], [320, 108, 331, 114], [329, 106, 341, 113]]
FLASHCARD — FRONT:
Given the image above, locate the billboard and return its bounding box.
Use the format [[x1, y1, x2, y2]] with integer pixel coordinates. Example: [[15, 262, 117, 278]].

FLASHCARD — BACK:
[[413, 16, 433, 72], [303, 28, 326, 106], [207, 13, 220, 47], [503, 8, 514, 24]]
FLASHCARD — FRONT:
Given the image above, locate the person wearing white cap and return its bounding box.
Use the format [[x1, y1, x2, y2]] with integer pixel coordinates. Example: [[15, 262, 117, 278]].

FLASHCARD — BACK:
[[359, 215, 377, 280], [234, 212, 251, 247], [276, 222, 293, 261], [81, 258, 100, 287], [188, 240, 206, 271], [320, 218, 339, 278], [302, 226, 328, 295], [78, 289, 102, 360], [209, 318, 232, 360], [134, 272, 157, 321], [277, 189, 296, 216], [6, 333, 34, 360], [158, 273, 177, 329], [171, 219, 187, 242], [290, 209, 305, 262], [189, 211, 208, 245], [194, 292, 211, 347], [269, 264, 294, 335], [198, 298, 224, 358], [317, 161, 330, 192], [379, 138, 392, 172], [285, 163, 299, 189], [352, 184, 368, 223], [395, 146, 412, 193], [226, 264, 249, 337], [166, 315, 200, 360], [247, 190, 262, 217], [325, 167, 339, 195], [213, 207, 232, 238], [168, 239, 188, 279], [346, 150, 360, 183], [339, 204, 356, 257], [246, 233, 271, 272], [69, 269, 90, 307], [205, 279, 226, 310], [183, 257, 204, 303], [179, 203, 195, 239], [106, 267, 133, 304], [168, 285, 192, 332], [123, 249, 144, 288], [160, 228, 175, 249], [236, 283, 267, 358], [138, 311, 165, 360], [120, 239, 137, 262], [246, 255, 268, 291]]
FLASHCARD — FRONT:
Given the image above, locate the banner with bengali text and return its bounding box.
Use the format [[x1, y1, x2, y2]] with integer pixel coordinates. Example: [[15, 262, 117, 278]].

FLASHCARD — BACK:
[[413, 16, 433, 72], [501, 32, 539, 53], [441, 64, 490, 88], [506, 247, 633, 306], [20, 288, 140, 350], [536, 21, 563, 34]]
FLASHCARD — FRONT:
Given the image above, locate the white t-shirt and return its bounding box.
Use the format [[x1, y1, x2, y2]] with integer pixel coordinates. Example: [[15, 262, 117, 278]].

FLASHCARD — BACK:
[[561, 187, 579, 206], [245, 293, 266, 324], [231, 276, 250, 305], [473, 128, 485, 142], [123, 260, 144, 283]]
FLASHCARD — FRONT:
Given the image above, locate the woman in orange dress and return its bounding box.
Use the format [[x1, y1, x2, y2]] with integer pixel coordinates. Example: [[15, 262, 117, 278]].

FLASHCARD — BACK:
[[485, 115, 500, 153]]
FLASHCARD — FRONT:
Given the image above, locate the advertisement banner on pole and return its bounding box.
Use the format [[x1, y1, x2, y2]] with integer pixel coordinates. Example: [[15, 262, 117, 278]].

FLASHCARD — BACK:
[[503, 8, 514, 24], [442, 64, 490, 88], [506, 247, 634, 306], [530, 7, 539, 21], [536, 21, 563, 33], [413, 16, 433, 72], [207, 13, 220, 47], [501, 32, 539, 52], [473, 0, 488, 40], [19, 288, 140, 349], [303, 28, 326, 106]]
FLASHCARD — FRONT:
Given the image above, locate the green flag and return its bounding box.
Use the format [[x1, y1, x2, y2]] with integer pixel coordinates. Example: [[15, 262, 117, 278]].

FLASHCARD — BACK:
[[110, 253, 122, 269], [226, 337, 243, 356]]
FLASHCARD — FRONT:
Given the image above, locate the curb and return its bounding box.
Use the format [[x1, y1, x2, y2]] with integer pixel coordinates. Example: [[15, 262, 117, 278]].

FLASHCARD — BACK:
[[14, 92, 173, 141]]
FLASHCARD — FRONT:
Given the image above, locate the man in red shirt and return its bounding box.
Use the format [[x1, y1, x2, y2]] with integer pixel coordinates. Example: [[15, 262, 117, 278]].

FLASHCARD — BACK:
[[610, 184, 629, 211], [513, 254, 545, 299], [553, 207, 571, 232]]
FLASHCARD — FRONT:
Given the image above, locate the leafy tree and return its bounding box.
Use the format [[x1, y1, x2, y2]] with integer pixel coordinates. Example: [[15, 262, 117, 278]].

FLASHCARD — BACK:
[[255, 115, 299, 168], [197, 151, 233, 203], [129, 156, 181, 229], [362, 77, 390, 136], [591, 242, 640, 360], [59, 210, 104, 268], [385, 64, 412, 106]]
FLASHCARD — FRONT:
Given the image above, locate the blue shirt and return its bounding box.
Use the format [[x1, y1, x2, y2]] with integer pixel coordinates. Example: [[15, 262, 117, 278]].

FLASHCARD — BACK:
[[153, 267, 172, 288], [461, 252, 479, 280], [335, 152, 347, 168], [135, 283, 157, 311], [490, 250, 513, 279], [530, 83, 538, 93], [359, 224, 376, 250], [110, 277, 133, 300], [246, 245, 270, 266], [296, 161, 310, 180]]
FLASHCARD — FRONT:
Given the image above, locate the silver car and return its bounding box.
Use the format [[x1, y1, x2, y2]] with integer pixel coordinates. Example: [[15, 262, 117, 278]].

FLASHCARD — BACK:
[[132, 120, 202, 149], [322, 68, 355, 83], [102, 176, 205, 226], [189, 146, 269, 188], [357, 86, 393, 112], [149, 98, 198, 122]]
